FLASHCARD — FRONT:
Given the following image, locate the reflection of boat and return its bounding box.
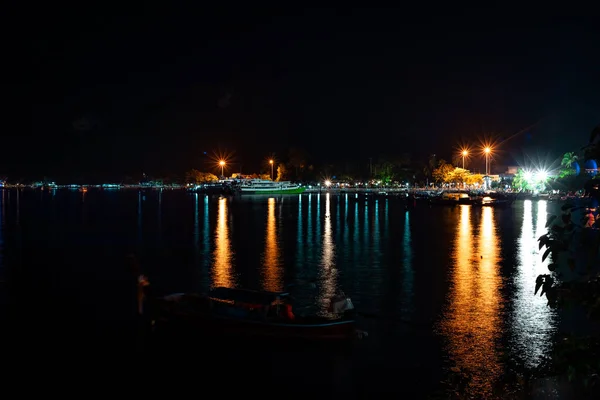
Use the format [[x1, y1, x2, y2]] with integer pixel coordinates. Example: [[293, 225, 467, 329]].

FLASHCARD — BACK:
[[473, 196, 512, 207], [429, 192, 474, 206], [190, 182, 238, 195], [237, 179, 305, 195], [154, 287, 357, 341]]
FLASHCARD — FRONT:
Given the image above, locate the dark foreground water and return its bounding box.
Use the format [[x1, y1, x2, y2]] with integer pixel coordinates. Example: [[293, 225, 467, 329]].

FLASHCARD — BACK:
[[0, 189, 559, 397]]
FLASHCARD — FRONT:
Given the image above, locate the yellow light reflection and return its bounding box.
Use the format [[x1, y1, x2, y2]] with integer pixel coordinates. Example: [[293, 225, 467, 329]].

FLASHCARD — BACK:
[[262, 198, 282, 291], [212, 197, 234, 288], [441, 205, 502, 397], [318, 193, 337, 313]]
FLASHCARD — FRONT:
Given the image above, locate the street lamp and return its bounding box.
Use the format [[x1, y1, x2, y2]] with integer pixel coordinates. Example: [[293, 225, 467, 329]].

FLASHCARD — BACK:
[[219, 160, 225, 178], [461, 150, 468, 169], [483, 147, 491, 175], [269, 159, 274, 180]]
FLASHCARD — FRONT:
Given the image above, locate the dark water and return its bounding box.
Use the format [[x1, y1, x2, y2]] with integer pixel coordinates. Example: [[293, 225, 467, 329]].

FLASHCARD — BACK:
[[1, 189, 559, 397]]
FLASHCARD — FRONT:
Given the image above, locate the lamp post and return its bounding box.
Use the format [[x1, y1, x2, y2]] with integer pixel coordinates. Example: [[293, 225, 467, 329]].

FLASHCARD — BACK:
[[484, 147, 491, 175], [269, 159, 274, 180], [461, 150, 468, 169], [219, 160, 225, 178]]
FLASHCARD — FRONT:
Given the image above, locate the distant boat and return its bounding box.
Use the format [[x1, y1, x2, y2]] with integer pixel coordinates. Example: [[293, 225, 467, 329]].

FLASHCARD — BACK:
[[429, 192, 474, 206], [237, 179, 305, 195]]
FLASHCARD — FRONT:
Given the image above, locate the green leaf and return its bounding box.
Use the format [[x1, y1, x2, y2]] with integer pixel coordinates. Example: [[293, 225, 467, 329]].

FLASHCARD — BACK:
[[542, 248, 552, 263]]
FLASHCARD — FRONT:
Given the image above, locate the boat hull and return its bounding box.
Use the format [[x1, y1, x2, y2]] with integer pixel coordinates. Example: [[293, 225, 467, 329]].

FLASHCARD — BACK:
[[240, 187, 306, 195], [158, 313, 356, 341]]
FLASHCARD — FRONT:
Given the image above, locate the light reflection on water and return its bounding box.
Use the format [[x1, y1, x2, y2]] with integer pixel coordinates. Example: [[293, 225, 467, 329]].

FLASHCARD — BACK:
[[317, 193, 337, 313], [440, 205, 502, 397], [262, 198, 282, 292], [212, 197, 234, 288], [511, 200, 556, 367], [4, 191, 568, 397], [401, 210, 413, 315]]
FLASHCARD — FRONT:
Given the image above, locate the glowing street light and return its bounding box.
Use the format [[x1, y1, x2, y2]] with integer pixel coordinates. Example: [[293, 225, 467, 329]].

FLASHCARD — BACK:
[[269, 159, 274, 180], [483, 146, 492, 175], [324, 179, 332, 187], [461, 149, 469, 169], [219, 160, 226, 177]]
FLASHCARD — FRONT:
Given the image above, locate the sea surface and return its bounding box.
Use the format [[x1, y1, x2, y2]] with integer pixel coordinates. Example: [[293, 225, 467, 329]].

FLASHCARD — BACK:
[[0, 189, 560, 397]]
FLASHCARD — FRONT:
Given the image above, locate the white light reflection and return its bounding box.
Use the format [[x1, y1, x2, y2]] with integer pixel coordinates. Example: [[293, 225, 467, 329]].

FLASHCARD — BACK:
[[307, 194, 313, 245], [297, 195, 303, 266], [0, 190, 4, 273], [212, 197, 234, 288], [318, 193, 337, 313], [157, 190, 162, 239], [202, 196, 210, 274], [512, 200, 556, 368], [194, 194, 199, 250], [16, 188, 20, 227], [137, 191, 142, 247], [401, 210, 413, 314], [343, 194, 349, 246]]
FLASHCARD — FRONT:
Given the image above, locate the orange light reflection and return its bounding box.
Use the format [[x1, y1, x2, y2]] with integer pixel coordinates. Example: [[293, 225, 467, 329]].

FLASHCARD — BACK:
[[442, 205, 502, 397], [212, 197, 234, 287], [262, 198, 282, 291]]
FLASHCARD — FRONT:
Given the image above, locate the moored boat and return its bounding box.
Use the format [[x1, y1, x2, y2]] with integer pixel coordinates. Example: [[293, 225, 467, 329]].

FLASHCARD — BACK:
[[236, 179, 305, 195], [153, 287, 358, 341]]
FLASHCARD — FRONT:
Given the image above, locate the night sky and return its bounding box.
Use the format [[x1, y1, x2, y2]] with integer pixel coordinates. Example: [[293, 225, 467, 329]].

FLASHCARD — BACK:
[[25, 7, 600, 181]]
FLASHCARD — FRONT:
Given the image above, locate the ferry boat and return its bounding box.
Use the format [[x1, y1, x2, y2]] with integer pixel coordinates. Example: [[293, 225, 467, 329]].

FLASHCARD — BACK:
[[237, 179, 305, 195]]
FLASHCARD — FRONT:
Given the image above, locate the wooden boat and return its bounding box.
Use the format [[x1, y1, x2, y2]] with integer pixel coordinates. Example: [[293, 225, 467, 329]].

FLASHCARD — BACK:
[[153, 287, 357, 341]]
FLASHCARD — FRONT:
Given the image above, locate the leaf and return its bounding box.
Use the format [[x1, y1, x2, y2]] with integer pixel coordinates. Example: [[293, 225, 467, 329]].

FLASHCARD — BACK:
[[545, 215, 558, 228], [535, 275, 544, 295], [538, 234, 549, 250], [542, 247, 552, 263], [548, 264, 557, 272]]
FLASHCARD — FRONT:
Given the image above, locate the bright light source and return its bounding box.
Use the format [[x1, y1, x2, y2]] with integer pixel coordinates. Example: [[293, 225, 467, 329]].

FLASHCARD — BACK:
[[534, 169, 548, 182], [462, 150, 468, 156], [219, 160, 225, 166], [269, 159, 274, 164], [523, 170, 533, 183], [484, 147, 491, 154], [324, 180, 332, 187]]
